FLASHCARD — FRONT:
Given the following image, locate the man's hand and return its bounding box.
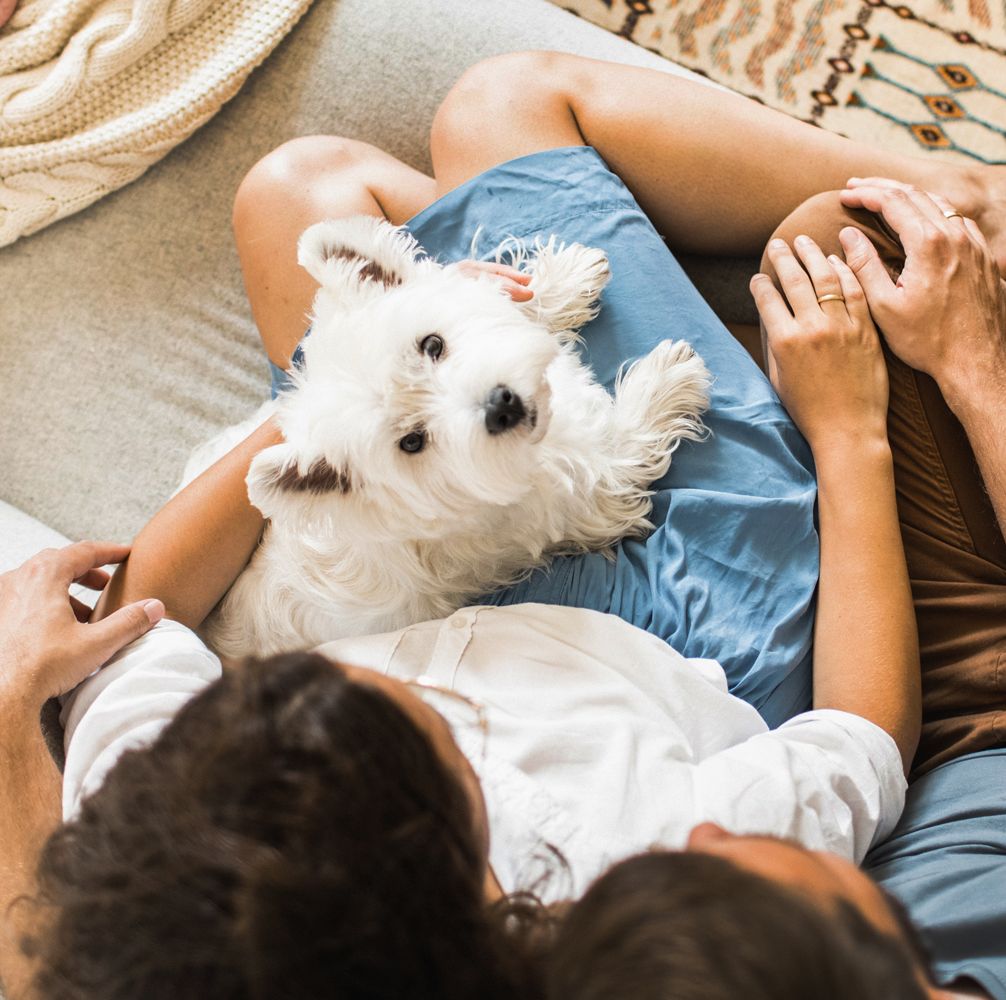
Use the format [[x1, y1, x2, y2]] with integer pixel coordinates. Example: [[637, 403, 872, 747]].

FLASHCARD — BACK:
[[752, 235, 889, 453], [452, 260, 534, 302], [0, 542, 164, 706], [839, 179, 1006, 395]]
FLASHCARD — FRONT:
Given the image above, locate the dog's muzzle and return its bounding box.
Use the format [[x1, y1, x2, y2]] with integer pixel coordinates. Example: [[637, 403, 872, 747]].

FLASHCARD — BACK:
[[485, 385, 527, 435]]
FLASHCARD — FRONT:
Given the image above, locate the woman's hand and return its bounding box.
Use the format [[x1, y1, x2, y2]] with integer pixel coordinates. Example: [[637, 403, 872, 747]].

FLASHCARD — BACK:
[[839, 179, 1006, 398], [0, 542, 163, 706], [453, 260, 533, 302], [752, 236, 889, 453]]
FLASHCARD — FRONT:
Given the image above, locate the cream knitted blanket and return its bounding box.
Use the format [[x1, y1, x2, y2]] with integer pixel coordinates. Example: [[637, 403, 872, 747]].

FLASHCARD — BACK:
[[0, 0, 314, 248]]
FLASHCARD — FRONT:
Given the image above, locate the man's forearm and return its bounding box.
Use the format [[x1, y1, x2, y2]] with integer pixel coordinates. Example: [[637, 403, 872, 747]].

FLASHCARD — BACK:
[[811, 437, 921, 773], [940, 350, 1006, 534], [95, 418, 283, 629], [0, 701, 61, 999]]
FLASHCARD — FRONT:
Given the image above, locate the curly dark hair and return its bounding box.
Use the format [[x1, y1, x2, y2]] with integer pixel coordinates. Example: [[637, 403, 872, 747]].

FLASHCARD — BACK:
[[547, 851, 930, 1000], [29, 652, 548, 1000]]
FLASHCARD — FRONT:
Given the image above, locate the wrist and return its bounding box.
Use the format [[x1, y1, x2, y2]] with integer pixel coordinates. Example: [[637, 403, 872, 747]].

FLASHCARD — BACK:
[[0, 644, 47, 714], [936, 337, 1006, 418], [812, 435, 895, 497], [808, 428, 892, 468], [0, 681, 47, 760]]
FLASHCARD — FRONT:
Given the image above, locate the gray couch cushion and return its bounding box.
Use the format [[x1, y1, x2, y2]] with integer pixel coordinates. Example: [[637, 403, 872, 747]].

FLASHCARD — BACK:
[[0, 500, 71, 572], [0, 0, 751, 543]]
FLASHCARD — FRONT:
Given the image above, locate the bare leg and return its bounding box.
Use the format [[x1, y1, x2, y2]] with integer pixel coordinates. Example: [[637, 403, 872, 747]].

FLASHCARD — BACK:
[[431, 52, 1005, 266], [233, 136, 437, 368]]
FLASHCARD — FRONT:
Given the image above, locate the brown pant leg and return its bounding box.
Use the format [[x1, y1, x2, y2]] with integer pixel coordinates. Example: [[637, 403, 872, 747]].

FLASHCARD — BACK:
[[761, 191, 1006, 776]]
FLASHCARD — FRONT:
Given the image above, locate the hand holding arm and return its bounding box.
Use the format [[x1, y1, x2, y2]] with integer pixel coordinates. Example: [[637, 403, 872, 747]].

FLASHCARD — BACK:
[[840, 179, 1006, 531], [752, 237, 920, 772], [0, 543, 162, 998]]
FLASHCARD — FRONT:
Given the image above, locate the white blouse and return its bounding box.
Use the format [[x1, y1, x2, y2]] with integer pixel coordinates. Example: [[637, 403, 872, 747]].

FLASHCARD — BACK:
[[62, 605, 906, 902]]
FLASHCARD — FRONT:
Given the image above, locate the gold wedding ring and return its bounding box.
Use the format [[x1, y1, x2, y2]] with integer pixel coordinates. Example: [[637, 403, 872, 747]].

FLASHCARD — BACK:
[[943, 210, 964, 220], [816, 293, 845, 304]]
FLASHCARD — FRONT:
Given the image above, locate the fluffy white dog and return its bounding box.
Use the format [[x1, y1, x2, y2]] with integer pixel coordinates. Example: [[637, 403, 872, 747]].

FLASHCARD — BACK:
[[190, 216, 710, 657]]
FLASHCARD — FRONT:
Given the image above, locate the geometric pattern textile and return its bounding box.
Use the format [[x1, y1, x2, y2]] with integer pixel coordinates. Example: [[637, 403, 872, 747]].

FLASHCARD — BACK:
[[0, 0, 315, 247], [551, 0, 1006, 164]]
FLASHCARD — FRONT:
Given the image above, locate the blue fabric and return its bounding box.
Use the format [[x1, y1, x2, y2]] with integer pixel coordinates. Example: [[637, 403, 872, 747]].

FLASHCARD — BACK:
[[273, 146, 818, 725], [270, 340, 305, 399], [866, 748, 1006, 999]]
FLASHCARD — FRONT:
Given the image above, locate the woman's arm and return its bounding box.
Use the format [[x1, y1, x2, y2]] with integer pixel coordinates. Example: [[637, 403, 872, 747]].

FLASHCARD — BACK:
[[753, 237, 920, 773], [0, 544, 162, 998], [94, 418, 282, 629], [811, 437, 919, 772]]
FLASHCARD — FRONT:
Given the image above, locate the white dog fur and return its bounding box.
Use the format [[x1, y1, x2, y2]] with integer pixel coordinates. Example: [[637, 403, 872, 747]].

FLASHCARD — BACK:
[[186, 216, 711, 657]]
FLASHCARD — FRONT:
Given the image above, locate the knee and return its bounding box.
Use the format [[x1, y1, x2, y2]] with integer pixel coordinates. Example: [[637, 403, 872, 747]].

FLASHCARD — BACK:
[[759, 190, 850, 276], [233, 136, 380, 237], [431, 50, 575, 153]]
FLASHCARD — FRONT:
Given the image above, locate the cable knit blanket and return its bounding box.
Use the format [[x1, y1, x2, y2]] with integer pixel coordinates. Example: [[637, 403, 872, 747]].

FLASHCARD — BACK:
[[0, 0, 314, 248]]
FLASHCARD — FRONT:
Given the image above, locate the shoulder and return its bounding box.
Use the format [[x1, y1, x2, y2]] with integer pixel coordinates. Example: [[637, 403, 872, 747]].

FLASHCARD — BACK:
[[61, 621, 222, 820]]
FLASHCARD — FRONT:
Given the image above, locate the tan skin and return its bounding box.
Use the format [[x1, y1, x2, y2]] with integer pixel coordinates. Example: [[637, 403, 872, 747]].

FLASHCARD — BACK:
[[839, 179, 1006, 533], [4, 50, 1005, 996], [0, 544, 164, 1000]]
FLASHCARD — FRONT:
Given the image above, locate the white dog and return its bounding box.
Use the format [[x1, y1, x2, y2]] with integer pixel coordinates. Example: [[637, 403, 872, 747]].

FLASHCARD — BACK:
[[190, 216, 710, 657]]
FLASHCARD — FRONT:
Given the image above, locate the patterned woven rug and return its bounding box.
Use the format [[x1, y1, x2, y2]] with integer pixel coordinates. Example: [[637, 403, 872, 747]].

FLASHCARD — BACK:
[[552, 0, 1006, 163]]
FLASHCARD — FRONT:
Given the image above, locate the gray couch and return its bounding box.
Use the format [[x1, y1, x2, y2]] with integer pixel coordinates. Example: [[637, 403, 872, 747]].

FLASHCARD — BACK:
[[2, 8, 990, 997], [1, 0, 754, 553]]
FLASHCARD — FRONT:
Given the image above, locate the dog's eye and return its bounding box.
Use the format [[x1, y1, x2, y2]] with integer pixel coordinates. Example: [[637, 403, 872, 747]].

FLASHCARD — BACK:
[[419, 334, 444, 361], [399, 430, 427, 454]]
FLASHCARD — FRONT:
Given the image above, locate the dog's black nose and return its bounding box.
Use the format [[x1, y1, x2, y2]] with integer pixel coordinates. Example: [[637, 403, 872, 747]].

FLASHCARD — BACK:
[[485, 385, 526, 435]]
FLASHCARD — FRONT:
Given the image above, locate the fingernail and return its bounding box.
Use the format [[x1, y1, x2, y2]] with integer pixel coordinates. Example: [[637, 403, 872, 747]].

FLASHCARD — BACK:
[[142, 599, 165, 625], [794, 234, 810, 246], [848, 177, 861, 184], [828, 254, 843, 265], [770, 238, 787, 250], [841, 228, 864, 246]]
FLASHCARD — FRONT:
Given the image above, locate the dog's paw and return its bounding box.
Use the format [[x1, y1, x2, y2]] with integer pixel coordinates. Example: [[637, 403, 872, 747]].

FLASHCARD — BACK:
[[612, 340, 711, 483], [521, 237, 611, 340]]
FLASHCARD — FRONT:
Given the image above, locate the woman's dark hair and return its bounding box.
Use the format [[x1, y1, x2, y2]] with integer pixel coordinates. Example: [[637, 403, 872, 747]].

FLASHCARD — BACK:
[[30, 652, 548, 1000], [546, 851, 930, 1000]]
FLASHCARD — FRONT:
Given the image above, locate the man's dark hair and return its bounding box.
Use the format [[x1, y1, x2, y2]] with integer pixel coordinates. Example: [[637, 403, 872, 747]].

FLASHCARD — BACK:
[[29, 652, 546, 1000], [546, 851, 930, 1000]]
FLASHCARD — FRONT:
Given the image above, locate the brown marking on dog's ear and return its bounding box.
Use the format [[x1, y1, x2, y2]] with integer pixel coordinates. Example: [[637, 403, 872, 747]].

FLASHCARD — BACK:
[[323, 246, 403, 288], [271, 457, 354, 495]]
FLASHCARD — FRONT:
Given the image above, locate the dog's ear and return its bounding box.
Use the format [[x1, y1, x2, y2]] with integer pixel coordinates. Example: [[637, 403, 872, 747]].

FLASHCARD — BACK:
[[247, 443, 355, 518], [298, 217, 424, 301]]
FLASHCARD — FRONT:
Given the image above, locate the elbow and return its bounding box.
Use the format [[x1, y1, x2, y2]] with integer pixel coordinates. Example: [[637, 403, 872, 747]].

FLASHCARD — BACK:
[[897, 718, 920, 778]]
